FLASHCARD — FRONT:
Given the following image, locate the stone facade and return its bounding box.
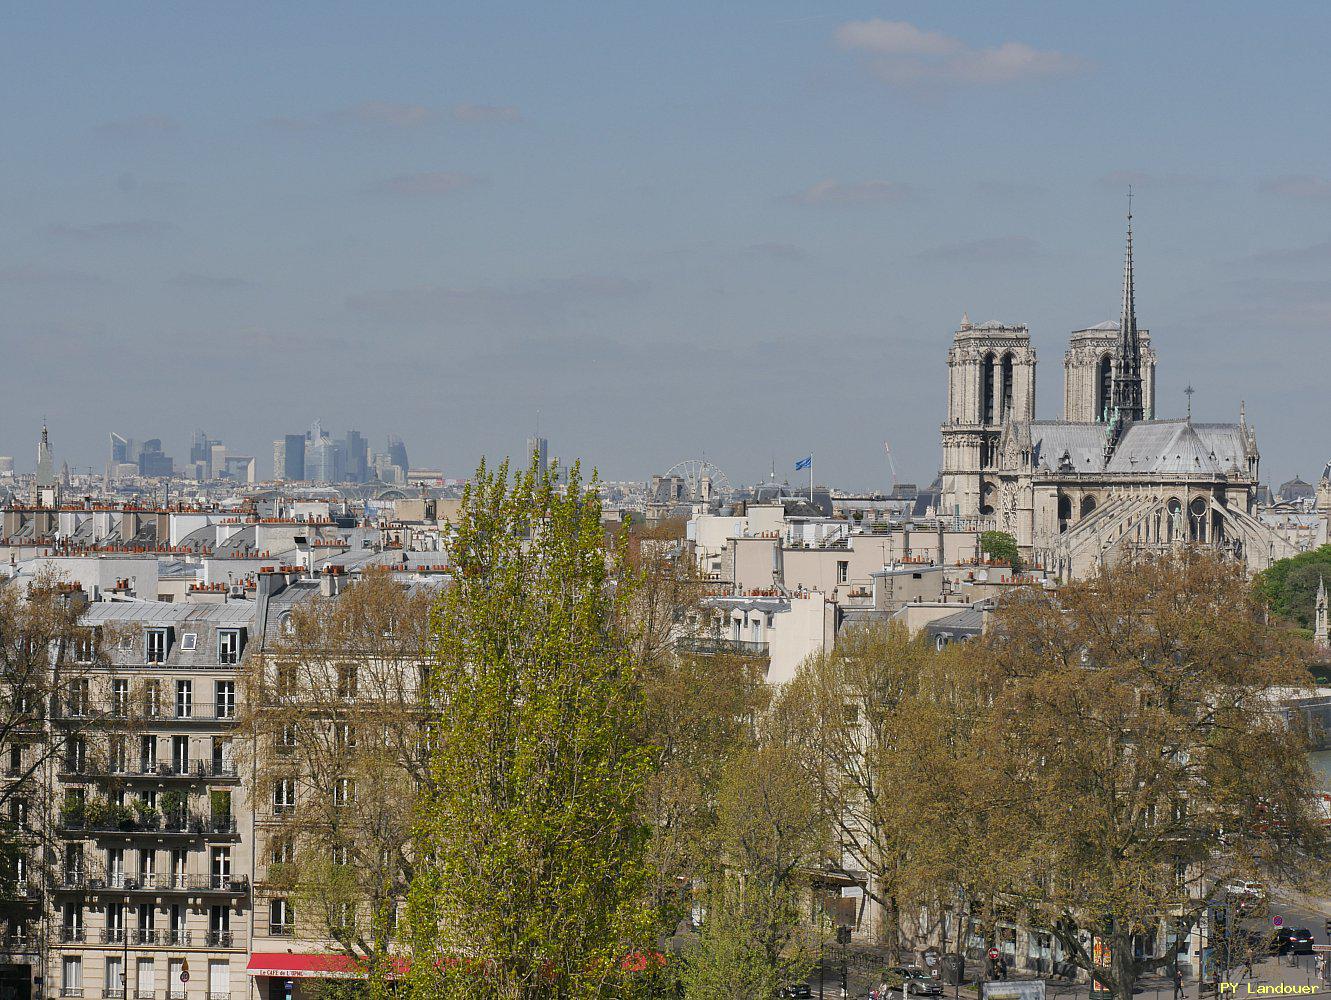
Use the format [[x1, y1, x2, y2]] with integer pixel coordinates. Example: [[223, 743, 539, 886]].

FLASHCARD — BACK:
[[939, 222, 1296, 579]]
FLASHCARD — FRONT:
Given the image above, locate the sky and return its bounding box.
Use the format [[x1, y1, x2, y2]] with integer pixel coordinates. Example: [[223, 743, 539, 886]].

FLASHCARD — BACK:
[[3, 2, 1330, 491]]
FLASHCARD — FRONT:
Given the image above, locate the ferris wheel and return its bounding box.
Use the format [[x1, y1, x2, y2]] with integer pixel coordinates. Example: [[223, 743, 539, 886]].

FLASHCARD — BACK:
[[662, 459, 731, 503]]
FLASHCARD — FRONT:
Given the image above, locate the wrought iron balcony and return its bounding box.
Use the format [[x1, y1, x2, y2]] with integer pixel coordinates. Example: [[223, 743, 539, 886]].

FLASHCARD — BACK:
[[675, 636, 769, 656]]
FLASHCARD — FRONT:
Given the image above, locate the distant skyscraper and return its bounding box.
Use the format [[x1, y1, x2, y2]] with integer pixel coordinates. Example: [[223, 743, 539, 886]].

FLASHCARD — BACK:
[[110, 432, 134, 466], [274, 434, 306, 481], [137, 439, 173, 478], [343, 430, 368, 484], [387, 436, 409, 474], [309, 438, 346, 484], [526, 436, 549, 474]]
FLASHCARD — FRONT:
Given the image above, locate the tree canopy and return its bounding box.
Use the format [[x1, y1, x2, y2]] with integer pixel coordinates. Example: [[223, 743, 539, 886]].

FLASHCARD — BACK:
[[408, 458, 655, 999], [1254, 543, 1331, 631]]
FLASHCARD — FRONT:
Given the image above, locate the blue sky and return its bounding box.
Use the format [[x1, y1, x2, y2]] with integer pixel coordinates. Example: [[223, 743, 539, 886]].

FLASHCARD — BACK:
[[3, 2, 1330, 489]]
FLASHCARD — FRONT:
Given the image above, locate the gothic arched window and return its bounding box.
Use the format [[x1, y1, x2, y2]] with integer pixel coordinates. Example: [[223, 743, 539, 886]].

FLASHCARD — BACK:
[[1000, 352, 1015, 420], [1080, 495, 1097, 518], [982, 352, 996, 424], [1097, 354, 1113, 421]]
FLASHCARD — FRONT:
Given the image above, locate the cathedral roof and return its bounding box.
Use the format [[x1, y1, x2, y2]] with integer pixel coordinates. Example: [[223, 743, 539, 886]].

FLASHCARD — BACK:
[[1109, 420, 1223, 475], [1028, 419, 1249, 477]]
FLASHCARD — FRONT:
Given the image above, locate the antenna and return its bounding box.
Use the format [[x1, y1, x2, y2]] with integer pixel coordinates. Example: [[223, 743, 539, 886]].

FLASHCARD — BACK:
[[1184, 384, 1195, 420]]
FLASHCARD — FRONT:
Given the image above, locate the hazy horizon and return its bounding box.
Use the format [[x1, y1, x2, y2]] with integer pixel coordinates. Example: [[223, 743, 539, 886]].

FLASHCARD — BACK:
[[4, 3, 1330, 490]]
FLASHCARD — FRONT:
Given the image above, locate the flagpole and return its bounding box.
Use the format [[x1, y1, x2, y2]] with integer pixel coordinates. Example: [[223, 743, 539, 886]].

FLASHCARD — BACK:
[[809, 453, 814, 502]]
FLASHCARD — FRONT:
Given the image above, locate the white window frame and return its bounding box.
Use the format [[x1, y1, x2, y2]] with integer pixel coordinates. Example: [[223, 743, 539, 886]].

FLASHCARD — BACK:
[[145, 629, 169, 664], [179, 633, 197, 652], [217, 630, 242, 665]]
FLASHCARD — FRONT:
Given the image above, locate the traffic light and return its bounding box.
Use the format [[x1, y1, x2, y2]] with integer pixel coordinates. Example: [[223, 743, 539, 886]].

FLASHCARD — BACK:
[[1324, 919, 1331, 937]]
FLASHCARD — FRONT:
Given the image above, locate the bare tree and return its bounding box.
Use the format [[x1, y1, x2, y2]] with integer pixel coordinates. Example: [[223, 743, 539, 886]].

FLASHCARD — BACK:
[[237, 572, 435, 973]]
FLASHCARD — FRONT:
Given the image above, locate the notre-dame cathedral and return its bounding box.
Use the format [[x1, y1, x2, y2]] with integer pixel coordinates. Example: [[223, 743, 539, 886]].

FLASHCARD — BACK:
[[939, 211, 1296, 579]]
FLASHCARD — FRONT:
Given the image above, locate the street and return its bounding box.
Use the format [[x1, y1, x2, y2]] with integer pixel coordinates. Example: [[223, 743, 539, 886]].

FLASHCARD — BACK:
[[804, 892, 1331, 1000]]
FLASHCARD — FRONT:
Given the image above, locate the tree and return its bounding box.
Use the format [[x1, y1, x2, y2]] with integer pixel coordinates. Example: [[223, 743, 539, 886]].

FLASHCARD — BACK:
[[0, 575, 122, 934], [639, 646, 767, 934], [777, 624, 996, 958], [680, 741, 824, 999], [980, 531, 1022, 572], [1254, 544, 1331, 631], [408, 459, 654, 998], [238, 572, 435, 988], [965, 551, 1330, 1000]]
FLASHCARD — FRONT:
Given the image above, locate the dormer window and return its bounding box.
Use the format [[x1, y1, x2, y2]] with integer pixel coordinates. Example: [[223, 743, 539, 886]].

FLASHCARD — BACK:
[[217, 629, 244, 665], [145, 629, 170, 664]]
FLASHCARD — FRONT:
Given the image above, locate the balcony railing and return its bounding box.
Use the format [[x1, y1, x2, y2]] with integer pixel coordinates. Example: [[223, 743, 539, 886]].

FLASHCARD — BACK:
[[103, 989, 126, 999], [60, 989, 83, 997], [60, 870, 250, 899], [163, 931, 191, 947], [204, 930, 233, 947], [60, 813, 238, 836], [7, 879, 38, 899], [58, 927, 86, 943], [100, 928, 126, 944], [675, 636, 769, 656], [129, 929, 160, 945], [268, 923, 294, 937]]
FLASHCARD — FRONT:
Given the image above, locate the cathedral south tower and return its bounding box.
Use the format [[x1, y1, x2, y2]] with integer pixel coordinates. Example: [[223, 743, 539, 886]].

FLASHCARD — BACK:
[[939, 319, 1036, 518]]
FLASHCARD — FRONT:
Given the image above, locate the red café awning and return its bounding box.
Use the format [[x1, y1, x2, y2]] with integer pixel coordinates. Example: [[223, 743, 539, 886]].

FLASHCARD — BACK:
[[246, 954, 408, 981]]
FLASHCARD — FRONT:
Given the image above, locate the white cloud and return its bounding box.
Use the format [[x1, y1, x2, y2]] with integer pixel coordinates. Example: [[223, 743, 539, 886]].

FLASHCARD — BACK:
[[1098, 169, 1211, 190], [1260, 175, 1331, 200], [46, 220, 176, 239], [363, 172, 483, 197], [910, 236, 1041, 263], [96, 114, 180, 139], [836, 19, 1082, 87], [784, 179, 913, 207], [452, 103, 522, 124], [834, 20, 960, 57], [339, 101, 432, 127], [0, 264, 106, 286], [167, 272, 251, 290]]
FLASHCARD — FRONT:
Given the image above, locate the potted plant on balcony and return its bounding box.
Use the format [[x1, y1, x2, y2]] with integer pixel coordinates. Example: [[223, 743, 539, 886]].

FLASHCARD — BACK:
[[107, 802, 135, 831], [130, 797, 160, 829], [59, 795, 85, 828], [210, 790, 232, 832], [83, 797, 109, 829]]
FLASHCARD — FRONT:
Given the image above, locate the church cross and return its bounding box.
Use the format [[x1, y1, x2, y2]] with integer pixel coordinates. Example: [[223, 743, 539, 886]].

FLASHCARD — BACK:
[[1184, 384, 1195, 419]]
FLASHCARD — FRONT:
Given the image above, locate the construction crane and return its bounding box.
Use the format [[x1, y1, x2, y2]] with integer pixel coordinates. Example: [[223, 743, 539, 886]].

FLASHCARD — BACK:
[[883, 441, 898, 494]]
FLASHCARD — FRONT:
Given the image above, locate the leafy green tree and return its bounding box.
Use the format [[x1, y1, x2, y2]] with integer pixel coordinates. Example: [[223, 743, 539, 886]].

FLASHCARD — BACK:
[[681, 742, 823, 1000], [1254, 543, 1331, 631], [964, 551, 1330, 1000], [408, 458, 654, 999], [979, 530, 1022, 571]]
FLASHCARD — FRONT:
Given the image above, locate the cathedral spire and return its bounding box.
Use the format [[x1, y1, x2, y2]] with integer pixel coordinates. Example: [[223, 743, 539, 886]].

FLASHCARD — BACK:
[[1110, 189, 1145, 423]]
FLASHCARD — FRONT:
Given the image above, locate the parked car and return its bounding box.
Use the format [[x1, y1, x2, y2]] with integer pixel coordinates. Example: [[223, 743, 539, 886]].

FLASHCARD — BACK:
[[778, 986, 812, 999], [884, 967, 944, 997], [1225, 880, 1267, 899], [1272, 927, 1315, 955]]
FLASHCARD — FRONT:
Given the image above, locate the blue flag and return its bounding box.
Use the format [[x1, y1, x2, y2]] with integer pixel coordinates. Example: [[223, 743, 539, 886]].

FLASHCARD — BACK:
[[794, 455, 812, 471]]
